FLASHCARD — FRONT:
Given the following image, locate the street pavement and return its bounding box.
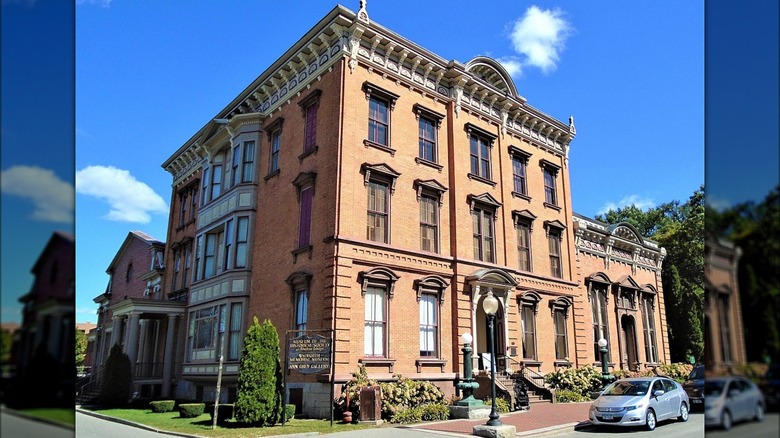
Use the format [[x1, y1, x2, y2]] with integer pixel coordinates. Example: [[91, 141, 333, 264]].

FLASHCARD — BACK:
[[704, 412, 779, 438], [1, 407, 74, 438], [534, 412, 704, 437]]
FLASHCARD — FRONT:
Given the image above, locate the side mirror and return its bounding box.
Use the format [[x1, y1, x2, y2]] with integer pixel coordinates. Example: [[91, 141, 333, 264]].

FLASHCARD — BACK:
[[653, 390, 665, 397]]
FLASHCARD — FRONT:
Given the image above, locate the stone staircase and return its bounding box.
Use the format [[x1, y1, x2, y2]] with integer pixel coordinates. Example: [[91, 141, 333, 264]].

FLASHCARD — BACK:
[[474, 367, 552, 411], [76, 378, 100, 405]]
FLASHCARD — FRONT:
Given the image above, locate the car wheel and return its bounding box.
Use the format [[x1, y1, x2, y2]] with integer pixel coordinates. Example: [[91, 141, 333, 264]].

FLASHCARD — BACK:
[[721, 410, 732, 431], [645, 409, 657, 431], [754, 403, 765, 422], [678, 402, 689, 422]]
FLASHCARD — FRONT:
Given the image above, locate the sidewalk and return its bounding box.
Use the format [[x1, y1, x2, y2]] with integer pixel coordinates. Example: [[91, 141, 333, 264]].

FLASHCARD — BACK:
[[413, 402, 593, 436]]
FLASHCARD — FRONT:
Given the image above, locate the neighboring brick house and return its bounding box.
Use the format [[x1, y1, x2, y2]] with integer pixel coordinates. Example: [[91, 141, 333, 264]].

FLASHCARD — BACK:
[[704, 234, 746, 373], [13, 231, 74, 404], [91, 230, 184, 399], [156, 3, 669, 416]]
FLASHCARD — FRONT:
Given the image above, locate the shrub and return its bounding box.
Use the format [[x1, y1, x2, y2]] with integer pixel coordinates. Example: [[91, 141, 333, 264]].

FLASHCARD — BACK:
[[544, 365, 603, 396], [420, 403, 450, 421], [613, 369, 654, 380], [234, 318, 284, 426], [99, 344, 133, 408], [391, 406, 422, 424], [179, 403, 206, 418], [379, 375, 445, 420], [208, 403, 234, 423], [554, 389, 589, 403], [284, 404, 295, 422], [657, 363, 694, 383], [150, 400, 175, 413], [334, 365, 378, 418]]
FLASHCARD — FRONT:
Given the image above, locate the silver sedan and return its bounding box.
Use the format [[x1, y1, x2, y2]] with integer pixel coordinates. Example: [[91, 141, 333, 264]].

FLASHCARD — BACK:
[[589, 377, 690, 431], [705, 376, 766, 430]]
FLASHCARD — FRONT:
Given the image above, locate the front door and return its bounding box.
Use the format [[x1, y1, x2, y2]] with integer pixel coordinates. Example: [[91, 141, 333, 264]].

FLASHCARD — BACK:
[[622, 315, 639, 371]]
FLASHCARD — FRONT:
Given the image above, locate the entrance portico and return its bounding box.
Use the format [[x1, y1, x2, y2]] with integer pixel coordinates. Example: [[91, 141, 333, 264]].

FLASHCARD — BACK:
[[466, 269, 518, 373]]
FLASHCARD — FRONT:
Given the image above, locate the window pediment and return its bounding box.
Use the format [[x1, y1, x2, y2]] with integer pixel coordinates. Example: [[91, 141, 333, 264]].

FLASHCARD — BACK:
[[467, 192, 501, 212], [362, 81, 400, 109], [265, 117, 285, 141], [414, 178, 448, 202], [549, 296, 573, 316], [359, 267, 399, 298], [508, 145, 532, 160], [513, 209, 537, 224], [414, 275, 449, 303], [362, 163, 401, 192], [298, 89, 322, 111], [539, 158, 561, 172], [464, 122, 497, 141], [413, 103, 445, 126]]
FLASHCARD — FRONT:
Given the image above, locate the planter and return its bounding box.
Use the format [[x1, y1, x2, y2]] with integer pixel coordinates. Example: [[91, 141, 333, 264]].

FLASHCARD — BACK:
[[342, 410, 353, 423]]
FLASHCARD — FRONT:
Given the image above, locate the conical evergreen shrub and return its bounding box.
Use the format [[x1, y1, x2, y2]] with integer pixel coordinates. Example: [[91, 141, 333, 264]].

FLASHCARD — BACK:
[[99, 343, 132, 408], [234, 317, 284, 426]]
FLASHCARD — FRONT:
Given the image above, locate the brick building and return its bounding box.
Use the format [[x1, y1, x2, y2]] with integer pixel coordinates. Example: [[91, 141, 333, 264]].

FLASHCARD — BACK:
[[157, 3, 669, 416], [703, 234, 746, 373]]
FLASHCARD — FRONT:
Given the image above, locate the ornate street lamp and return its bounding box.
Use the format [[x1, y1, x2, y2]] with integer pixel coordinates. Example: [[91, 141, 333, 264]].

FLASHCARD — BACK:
[[598, 338, 614, 387], [455, 332, 481, 406], [483, 291, 501, 427]]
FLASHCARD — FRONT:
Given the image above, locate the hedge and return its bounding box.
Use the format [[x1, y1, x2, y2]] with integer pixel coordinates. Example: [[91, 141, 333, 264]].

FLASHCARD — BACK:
[[208, 403, 234, 423], [179, 403, 206, 418], [150, 400, 175, 413]]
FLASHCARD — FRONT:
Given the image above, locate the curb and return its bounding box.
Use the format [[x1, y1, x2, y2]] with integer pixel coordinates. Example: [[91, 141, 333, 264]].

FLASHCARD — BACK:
[[76, 407, 205, 437], [515, 422, 590, 437], [0, 405, 75, 430]]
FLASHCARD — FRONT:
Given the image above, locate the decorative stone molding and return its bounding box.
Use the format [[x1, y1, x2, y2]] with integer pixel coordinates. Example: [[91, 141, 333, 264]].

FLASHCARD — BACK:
[[359, 267, 400, 298]]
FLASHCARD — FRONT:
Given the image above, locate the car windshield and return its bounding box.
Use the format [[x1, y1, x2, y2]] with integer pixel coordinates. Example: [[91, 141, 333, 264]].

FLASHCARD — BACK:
[[705, 381, 725, 396], [602, 381, 650, 396], [688, 366, 704, 380]]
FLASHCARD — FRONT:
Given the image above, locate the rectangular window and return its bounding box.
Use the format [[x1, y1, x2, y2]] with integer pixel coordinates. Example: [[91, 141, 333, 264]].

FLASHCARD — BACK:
[[367, 180, 389, 243], [521, 305, 536, 360], [195, 235, 203, 281], [201, 167, 210, 205], [223, 219, 233, 271], [183, 245, 191, 287], [368, 97, 389, 146], [418, 117, 436, 162], [304, 105, 318, 153], [642, 297, 658, 363], [554, 308, 568, 360], [544, 167, 557, 205], [364, 286, 386, 357], [420, 195, 438, 253], [191, 187, 198, 221], [203, 233, 216, 279], [298, 186, 313, 248], [549, 231, 562, 278], [179, 192, 188, 227], [269, 131, 281, 174], [295, 290, 308, 332], [231, 144, 241, 187], [419, 294, 438, 357], [469, 135, 491, 179], [172, 250, 181, 291], [472, 208, 495, 263], [235, 217, 248, 268], [512, 155, 527, 195], [194, 307, 218, 350], [242, 141, 255, 183], [228, 303, 243, 360], [517, 222, 531, 271], [211, 164, 223, 200]]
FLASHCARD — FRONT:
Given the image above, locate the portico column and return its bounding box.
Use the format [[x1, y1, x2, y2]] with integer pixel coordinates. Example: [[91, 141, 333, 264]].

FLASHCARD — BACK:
[[110, 316, 122, 347], [161, 313, 179, 397], [125, 313, 141, 367]]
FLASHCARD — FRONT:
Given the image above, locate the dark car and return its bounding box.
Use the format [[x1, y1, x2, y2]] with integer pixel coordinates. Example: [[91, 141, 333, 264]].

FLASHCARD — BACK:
[[683, 365, 704, 410], [760, 364, 780, 410]]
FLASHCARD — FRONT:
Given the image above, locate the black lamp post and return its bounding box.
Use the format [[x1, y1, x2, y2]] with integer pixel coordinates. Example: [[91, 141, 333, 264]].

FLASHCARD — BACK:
[[483, 291, 501, 427], [598, 338, 614, 387]]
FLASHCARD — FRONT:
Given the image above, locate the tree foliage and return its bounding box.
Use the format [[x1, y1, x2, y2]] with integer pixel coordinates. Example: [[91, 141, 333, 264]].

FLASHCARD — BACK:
[[0, 328, 11, 365], [707, 185, 780, 362], [596, 186, 705, 362], [75, 328, 87, 368], [234, 317, 284, 426], [99, 343, 132, 408]]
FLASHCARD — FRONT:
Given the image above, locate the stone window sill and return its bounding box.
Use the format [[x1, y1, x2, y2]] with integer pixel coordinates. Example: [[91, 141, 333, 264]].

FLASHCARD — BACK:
[[363, 139, 395, 156]]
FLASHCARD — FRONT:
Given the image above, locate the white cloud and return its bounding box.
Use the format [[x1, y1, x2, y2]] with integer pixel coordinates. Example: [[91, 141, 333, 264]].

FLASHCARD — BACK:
[[508, 5, 573, 75], [76, 165, 168, 223], [497, 57, 524, 78], [1, 165, 75, 223], [597, 195, 656, 215]]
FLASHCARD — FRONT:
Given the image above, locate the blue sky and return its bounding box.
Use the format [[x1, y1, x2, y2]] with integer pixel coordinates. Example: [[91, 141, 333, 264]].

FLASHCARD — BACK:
[[2, 1, 775, 325]]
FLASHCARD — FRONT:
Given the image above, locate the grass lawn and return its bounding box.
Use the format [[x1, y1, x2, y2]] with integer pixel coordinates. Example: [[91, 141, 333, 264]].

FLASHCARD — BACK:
[[88, 408, 377, 437], [19, 408, 75, 426]]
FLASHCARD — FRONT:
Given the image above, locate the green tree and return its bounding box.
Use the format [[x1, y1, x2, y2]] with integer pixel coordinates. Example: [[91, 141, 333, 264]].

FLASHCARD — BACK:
[[234, 317, 284, 426], [99, 343, 132, 408], [75, 328, 87, 369], [0, 328, 11, 365]]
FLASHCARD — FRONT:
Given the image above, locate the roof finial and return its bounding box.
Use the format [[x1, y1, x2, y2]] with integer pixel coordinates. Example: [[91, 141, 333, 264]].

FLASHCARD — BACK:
[[357, 0, 370, 24], [568, 115, 576, 135]]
